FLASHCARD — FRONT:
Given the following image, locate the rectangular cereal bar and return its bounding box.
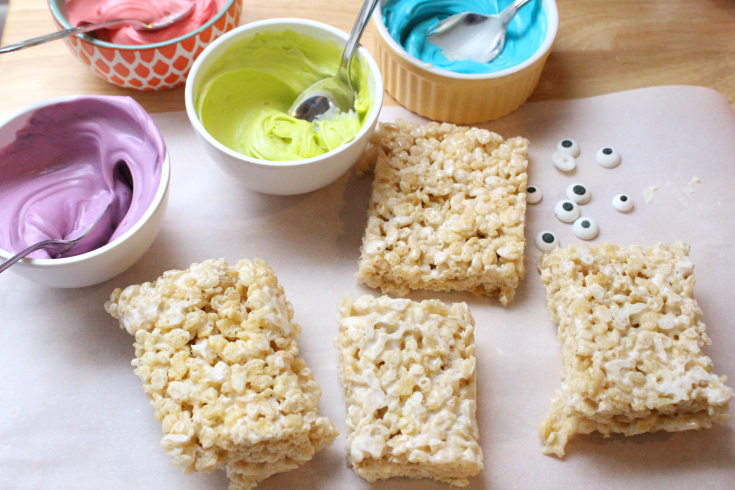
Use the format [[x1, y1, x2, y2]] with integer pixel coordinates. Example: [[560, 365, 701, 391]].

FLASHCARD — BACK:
[[335, 295, 483, 486], [356, 120, 529, 305], [105, 259, 338, 490], [538, 242, 732, 457]]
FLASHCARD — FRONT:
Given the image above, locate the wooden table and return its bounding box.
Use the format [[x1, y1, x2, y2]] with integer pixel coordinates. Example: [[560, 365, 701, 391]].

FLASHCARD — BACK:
[[1, 0, 735, 115]]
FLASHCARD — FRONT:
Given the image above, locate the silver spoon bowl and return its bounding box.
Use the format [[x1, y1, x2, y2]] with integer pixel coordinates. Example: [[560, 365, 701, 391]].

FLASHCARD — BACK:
[[289, 0, 380, 122], [0, 204, 113, 274], [428, 0, 533, 64], [0, 1, 196, 54]]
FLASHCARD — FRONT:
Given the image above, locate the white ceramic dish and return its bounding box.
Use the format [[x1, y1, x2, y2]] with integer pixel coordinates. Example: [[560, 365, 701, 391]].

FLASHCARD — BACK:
[[185, 18, 384, 196], [0, 96, 170, 288]]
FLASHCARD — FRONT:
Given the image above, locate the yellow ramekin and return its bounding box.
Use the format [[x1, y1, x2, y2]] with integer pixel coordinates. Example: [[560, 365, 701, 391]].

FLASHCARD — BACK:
[[374, 0, 558, 124]]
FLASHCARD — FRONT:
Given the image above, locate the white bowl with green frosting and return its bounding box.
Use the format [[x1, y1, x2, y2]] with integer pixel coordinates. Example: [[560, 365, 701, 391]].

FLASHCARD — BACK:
[[185, 19, 383, 195]]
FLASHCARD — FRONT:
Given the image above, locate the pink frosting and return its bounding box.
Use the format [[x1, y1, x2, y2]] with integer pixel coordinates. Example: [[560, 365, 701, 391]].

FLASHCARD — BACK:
[[65, 0, 227, 45], [0, 96, 166, 259]]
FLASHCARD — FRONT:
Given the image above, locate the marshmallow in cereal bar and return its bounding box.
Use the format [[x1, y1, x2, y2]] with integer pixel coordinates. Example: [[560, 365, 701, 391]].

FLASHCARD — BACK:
[[335, 295, 483, 486], [104, 259, 338, 490], [537, 242, 732, 457], [356, 120, 528, 305]]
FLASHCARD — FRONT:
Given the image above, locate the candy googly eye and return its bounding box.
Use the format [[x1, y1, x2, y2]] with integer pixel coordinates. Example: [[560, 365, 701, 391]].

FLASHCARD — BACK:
[[613, 194, 633, 212], [566, 183, 590, 204], [527, 186, 542, 204], [554, 200, 580, 223], [596, 147, 621, 168], [535, 231, 559, 252], [553, 151, 576, 172], [557, 139, 580, 157], [573, 217, 599, 240]]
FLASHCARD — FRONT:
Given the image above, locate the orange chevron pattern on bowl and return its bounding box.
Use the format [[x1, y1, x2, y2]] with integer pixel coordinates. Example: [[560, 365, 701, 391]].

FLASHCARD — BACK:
[[51, 1, 242, 91]]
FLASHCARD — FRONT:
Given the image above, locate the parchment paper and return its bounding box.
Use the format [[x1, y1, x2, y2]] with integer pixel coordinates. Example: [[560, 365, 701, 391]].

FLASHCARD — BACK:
[[1, 86, 733, 490]]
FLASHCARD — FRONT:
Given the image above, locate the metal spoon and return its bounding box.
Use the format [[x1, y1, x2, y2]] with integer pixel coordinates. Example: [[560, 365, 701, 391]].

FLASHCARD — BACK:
[[427, 0, 533, 64], [0, 204, 112, 273], [0, 1, 197, 54], [289, 0, 380, 122]]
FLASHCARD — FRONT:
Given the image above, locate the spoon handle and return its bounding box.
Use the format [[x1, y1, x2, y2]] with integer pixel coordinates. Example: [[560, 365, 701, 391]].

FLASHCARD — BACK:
[[0, 19, 134, 54], [0, 240, 70, 274], [337, 0, 381, 82], [499, 0, 534, 24], [0, 204, 110, 274]]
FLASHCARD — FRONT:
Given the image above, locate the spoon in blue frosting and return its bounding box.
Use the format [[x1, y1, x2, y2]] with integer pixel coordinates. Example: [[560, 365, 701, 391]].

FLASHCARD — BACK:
[[427, 0, 533, 63]]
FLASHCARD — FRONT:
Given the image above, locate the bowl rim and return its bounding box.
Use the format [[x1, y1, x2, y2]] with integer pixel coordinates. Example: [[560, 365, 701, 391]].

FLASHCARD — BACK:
[[374, 0, 558, 80], [0, 95, 171, 268], [47, 0, 237, 50], [184, 17, 384, 169]]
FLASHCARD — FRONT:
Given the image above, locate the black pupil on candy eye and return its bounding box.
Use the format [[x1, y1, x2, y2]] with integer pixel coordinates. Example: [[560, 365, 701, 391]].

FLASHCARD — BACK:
[[562, 202, 573, 211], [620, 195, 628, 202], [573, 185, 585, 195], [581, 221, 590, 228], [542, 233, 554, 243], [562, 140, 572, 148], [603, 148, 613, 155], [528, 187, 536, 193]]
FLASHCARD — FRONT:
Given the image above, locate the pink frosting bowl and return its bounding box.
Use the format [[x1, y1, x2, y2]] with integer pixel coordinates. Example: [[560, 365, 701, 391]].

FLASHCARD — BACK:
[[48, 0, 242, 90]]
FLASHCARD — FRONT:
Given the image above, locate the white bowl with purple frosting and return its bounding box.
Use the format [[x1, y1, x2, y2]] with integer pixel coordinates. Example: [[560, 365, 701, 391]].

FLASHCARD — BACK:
[[0, 96, 170, 288]]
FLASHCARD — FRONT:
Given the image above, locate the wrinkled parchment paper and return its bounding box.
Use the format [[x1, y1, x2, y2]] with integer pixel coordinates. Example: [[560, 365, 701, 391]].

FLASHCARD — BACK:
[[1, 86, 733, 490]]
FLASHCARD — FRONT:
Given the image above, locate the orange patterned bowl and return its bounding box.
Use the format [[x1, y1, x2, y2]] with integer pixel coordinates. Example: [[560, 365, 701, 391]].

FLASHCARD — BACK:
[[48, 0, 242, 90]]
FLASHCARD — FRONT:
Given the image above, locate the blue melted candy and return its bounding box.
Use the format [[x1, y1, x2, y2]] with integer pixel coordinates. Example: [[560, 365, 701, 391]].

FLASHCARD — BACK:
[[382, 0, 547, 75]]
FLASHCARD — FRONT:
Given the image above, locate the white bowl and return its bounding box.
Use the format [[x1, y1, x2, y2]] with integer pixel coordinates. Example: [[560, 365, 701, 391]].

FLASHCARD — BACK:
[[185, 18, 384, 195], [0, 96, 170, 288]]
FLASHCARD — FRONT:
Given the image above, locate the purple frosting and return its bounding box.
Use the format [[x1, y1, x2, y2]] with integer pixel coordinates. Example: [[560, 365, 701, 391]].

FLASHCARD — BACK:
[[0, 96, 166, 259]]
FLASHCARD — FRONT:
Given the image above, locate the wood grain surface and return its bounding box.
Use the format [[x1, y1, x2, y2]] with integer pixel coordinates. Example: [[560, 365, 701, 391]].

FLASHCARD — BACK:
[[1, 0, 734, 115]]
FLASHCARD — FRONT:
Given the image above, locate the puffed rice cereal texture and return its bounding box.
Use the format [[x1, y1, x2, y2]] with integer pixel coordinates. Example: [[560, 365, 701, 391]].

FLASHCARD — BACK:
[[538, 242, 732, 457], [104, 259, 338, 490], [355, 120, 529, 305], [335, 295, 483, 486]]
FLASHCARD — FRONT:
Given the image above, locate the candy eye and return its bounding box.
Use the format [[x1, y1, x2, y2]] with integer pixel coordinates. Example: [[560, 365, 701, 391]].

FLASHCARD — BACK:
[[566, 183, 591, 204], [557, 139, 580, 157], [535, 231, 559, 252], [553, 151, 576, 171], [596, 147, 621, 168], [527, 186, 542, 204], [573, 217, 599, 240], [554, 200, 580, 223], [612, 194, 633, 212]]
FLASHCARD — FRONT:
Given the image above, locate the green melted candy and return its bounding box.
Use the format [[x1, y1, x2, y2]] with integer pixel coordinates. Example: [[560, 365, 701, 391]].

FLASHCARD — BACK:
[[195, 30, 373, 162]]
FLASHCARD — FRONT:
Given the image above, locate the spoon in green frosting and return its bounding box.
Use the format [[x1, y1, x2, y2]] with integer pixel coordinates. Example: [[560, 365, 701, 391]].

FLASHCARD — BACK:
[[289, 0, 380, 122]]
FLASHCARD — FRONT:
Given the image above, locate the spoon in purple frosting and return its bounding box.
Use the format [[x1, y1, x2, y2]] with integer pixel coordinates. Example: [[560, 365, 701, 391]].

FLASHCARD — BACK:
[[0, 204, 112, 274]]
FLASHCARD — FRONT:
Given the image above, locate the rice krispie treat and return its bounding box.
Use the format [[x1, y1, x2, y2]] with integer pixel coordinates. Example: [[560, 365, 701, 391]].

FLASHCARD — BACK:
[[538, 242, 732, 457], [356, 120, 529, 305], [104, 259, 338, 490], [335, 295, 483, 486]]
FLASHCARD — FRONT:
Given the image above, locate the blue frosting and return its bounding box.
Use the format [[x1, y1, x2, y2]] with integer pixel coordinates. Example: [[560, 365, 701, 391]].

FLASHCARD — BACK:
[[382, 0, 547, 74]]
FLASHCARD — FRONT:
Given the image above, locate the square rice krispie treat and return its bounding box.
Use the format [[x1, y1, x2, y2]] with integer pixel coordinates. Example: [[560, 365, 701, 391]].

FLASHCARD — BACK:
[[335, 295, 483, 486], [355, 120, 529, 305], [105, 259, 338, 490], [538, 242, 732, 457]]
